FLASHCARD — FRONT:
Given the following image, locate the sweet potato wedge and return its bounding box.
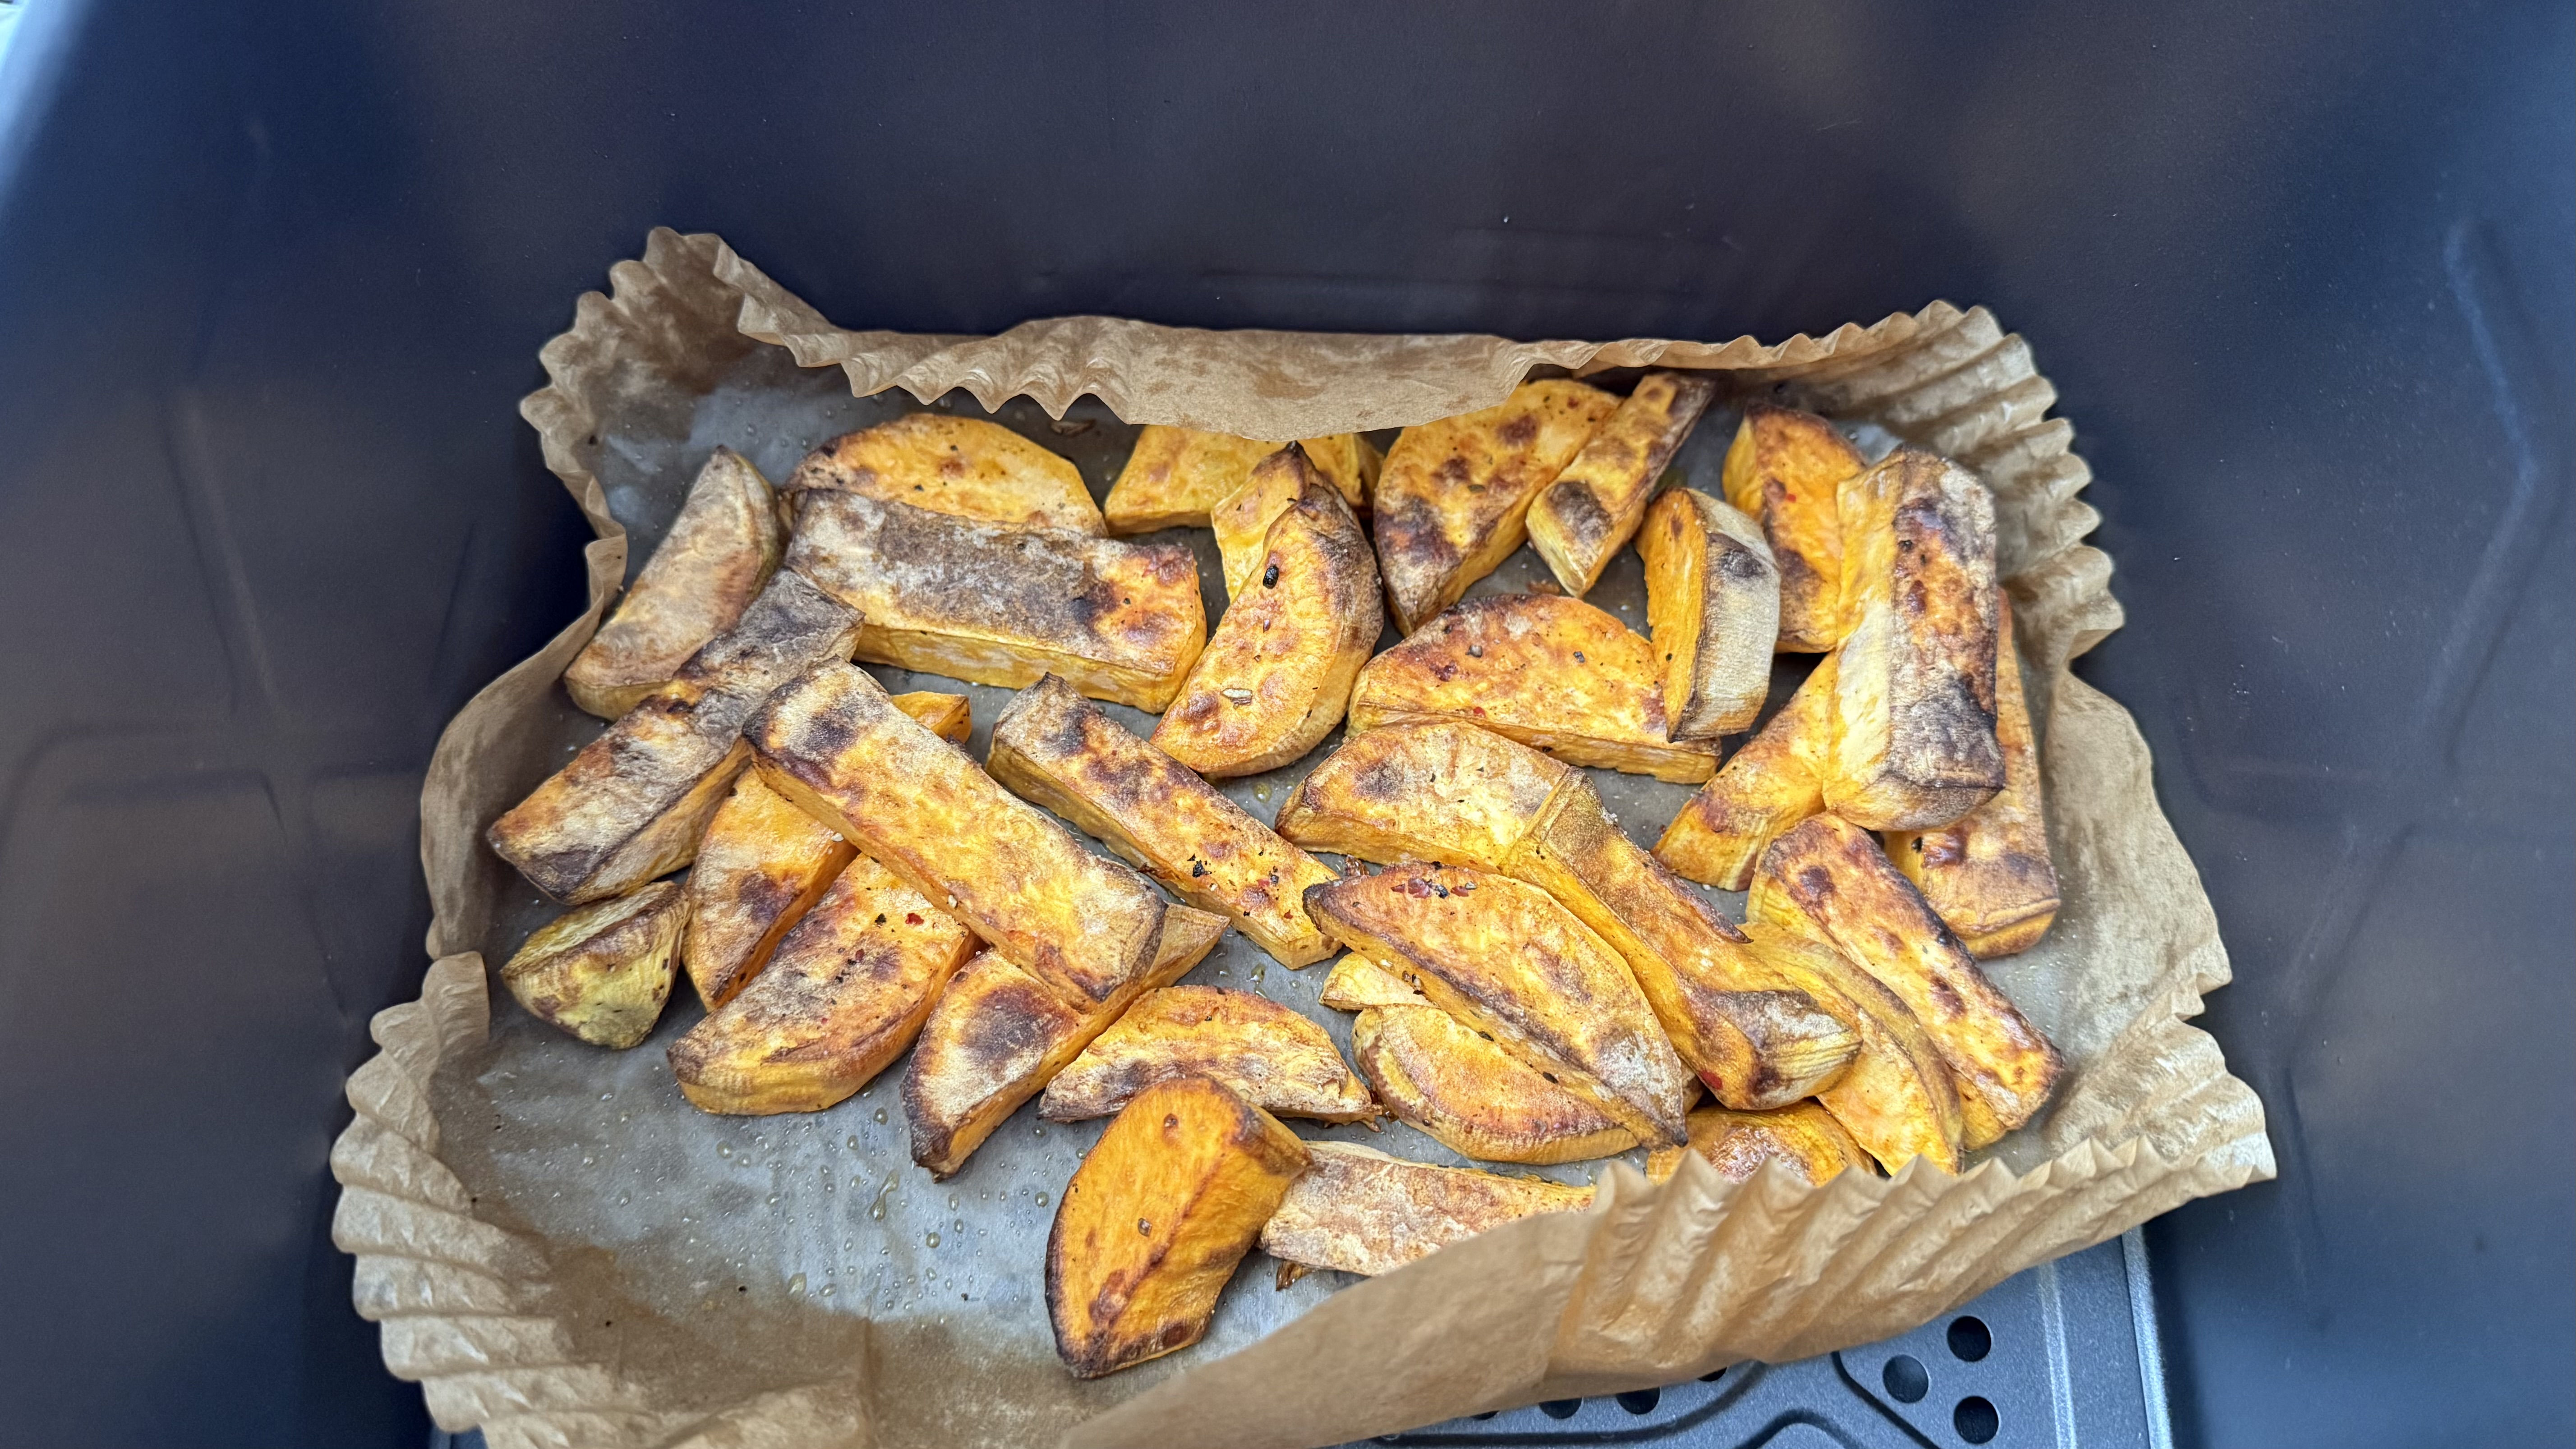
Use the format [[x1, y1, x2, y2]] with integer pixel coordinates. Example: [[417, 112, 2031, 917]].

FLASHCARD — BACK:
[[1373, 379, 1620, 633], [565, 447, 785, 719], [889, 690, 974, 744], [1645, 1101, 1874, 1186], [991, 676, 1338, 966], [1737, 921, 1962, 1173], [1352, 1005, 1640, 1164], [903, 907, 1226, 1177], [1047, 1076, 1308, 1378], [1039, 985, 1373, 1124], [1640, 488, 1779, 739], [1105, 427, 1378, 535], [490, 571, 862, 904], [1206, 444, 1309, 599], [1153, 458, 1382, 778], [785, 413, 1105, 535], [499, 880, 686, 1049], [1318, 953, 1426, 1011], [788, 491, 1205, 711], [1823, 448, 2004, 830], [1886, 599, 2058, 956], [1346, 593, 1719, 783], [747, 660, 1168, 1006], [1301, 431, 1383, 514], [1654, 653, 1836, 890], [1720, 403, 1863, 652], [1258, 1140, 1593, 1278], [1273, 715, 1568, 868], [1526, 371, 1719, 596], [1750, 813, 2060, 1140], [667, 854, 977, 1115], [1306, 863, 1691, 1145]]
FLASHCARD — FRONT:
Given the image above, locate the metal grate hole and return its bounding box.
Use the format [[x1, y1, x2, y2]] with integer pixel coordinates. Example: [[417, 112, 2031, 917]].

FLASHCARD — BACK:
[[1947, 1315, 1992, 1362], [1954, 1394, 2000, 1444], [1881, 1353, 1929, 1403], [1613, 1389, 1660, 1415], [1537, 1399, 1581, 1420]]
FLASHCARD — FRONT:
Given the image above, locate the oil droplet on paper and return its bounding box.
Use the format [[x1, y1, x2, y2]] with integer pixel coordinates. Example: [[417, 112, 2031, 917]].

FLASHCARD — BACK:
[[925, 1232, 941, 1249], [717, 1143, 733, 1158], [1033, 1192, 1049, 1207], [872, 1108, 888, 1124], [787, 1274, 806, 1296]]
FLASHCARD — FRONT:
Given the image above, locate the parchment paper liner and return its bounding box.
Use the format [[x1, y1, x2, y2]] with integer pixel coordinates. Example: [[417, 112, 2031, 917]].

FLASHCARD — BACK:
[[333, 228, 2270, 1449]]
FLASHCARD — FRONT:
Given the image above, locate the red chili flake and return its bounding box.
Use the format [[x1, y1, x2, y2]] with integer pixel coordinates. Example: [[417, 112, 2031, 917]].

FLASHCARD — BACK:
[[904, 912, 924, 926]]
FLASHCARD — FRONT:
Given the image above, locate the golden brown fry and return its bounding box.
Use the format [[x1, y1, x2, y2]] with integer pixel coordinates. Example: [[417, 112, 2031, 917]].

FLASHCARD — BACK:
[[1886, 599, 2058, 956], [1736, 921, 1963, 1173], [667, 855, 977, 1115], [746, 660, 1168, 1006], [1039, 985, 1373, 1124], [1046, 1077, 1308, 1378], [1373, 379, 1619, 633], [903, 907, 1226, 1177], [1654, 653, 1835, 890], [1346, 593, 1719, 783], [679, 774, 855, 1010], [1640, 488, 1779, 739], [991, 676, 1339, 966], [785, 413, 1105, 535], [1105, 427, 1376, 535], [1824, 447, 2004, 830], [788, 491, 1205, 711], [1720, 403, 1863, 651], [1318, 953, 1426, 1011], [1644, 1101, 1874, 1186], [889, 690, 974, 744], [1352, 1005, 1640, 1164], [1527, 371, 1719, 596], [499, 881, 687, 1049], [1153, 457, 1383, 778], [1306, 862, 1691, 1146], [1257, 1140, 1593, 1278], [1750, 813, 2061, 1137], [566, 447, 785, 719], [1273, 715, 1568, 868], [491, 571, 862, 904]]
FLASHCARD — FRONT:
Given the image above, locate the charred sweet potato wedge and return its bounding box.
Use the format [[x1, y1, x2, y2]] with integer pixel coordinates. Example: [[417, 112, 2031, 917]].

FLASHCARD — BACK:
[[747, 660, 1169, 1007], [1737, 921, 1962, 1173], [1720, 403, 1864, 652], [785, 413, 1105, 535], [1352, 1004, 1640, 1164], [1153, 458, 1383, 778], [1887, 599, 2058, 957], [1039, 985, 1373, 1124], [1823, 448, 2004, 830], [1640, 488, 1779, 739], [1645, 1101, 1875, 1186], [499, 880, 687, 1049], [1258, 1140, 1594, 1278], [1373, 379, 1619, 632], [1655, 653, 1836, 890], [1346, 593, 1719, 783], [1105, 427, 1378, 535], [1307, 862, 1692, 1146], [566, 447, 786, 719], [904, 907, 1226, 1177], [991, 676, 1338, 967], [1318, 953, 1427, 1011], [1526, 371, 1719, 596], [667, 854, 977, 1115], [490, 571, 862, 904], [680, 774, 855, 1010], [1751, 813, 2060, 1141], [788, 491, 1205, 711]]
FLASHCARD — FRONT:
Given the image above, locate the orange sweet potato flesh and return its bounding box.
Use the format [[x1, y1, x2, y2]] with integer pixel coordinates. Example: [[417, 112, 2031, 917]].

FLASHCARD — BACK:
[[1526, 370, 1718, 596], [785, 413, 1105, 534], [1654, 653, 1835, 891], [1720, 403, 1862, 652]]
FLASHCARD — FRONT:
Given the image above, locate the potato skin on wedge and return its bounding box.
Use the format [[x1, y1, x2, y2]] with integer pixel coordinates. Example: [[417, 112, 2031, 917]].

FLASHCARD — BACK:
[[491, 570, 862, 904], [1258, 1140, 1594, 1278], [566, 447, 785, 719], [500, 880, 687, 1049], [1046, 1077, 1309, 1379], [1352, 1005, 1641, 1164], [1751, 813, 2060, 1140], [667, 854, 977, 1115], [1737, 921, 1963, 1174], [904, 907, 1226, 1177], [1640, 488, 1780, 739], [1346, 593, 1719, 783], [1887, 599, 2058, 957], [1040, 986, 1373, 1124], [788, 491, 1205, 711], [1721, 403, 1864, 652], [1527, 370, 1718, 596], [993, 675, 1338, 967], [1307, 862, 1692, 1146], [786, 413, 1105, 535], [1645, 1101, 1875, 1187], [1373, 379, 1619, 633], [1153, 457, 1382, 778], [1655, 653, 1836, 891], [1825, 447, 2004, 830]]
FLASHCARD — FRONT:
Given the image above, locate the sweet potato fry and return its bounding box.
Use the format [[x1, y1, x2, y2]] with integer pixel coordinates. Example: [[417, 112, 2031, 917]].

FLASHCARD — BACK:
[[1735, 921, 1963, 1173], [499, 880, 687, 1049], [1720, 403, 1862, 651], [1352, 1005, 1641, 1164], [565, 446, 784, 719], [785, 413, 1105, 534], [1258, 1141, 1594, 1278], [1039, 985, 1373, 1124], [1639, 487, 1779, 739], [1644, 1101, 1874, 1186], [1654, 653, 1835, 891], [1526, 370, 1718, 596]]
